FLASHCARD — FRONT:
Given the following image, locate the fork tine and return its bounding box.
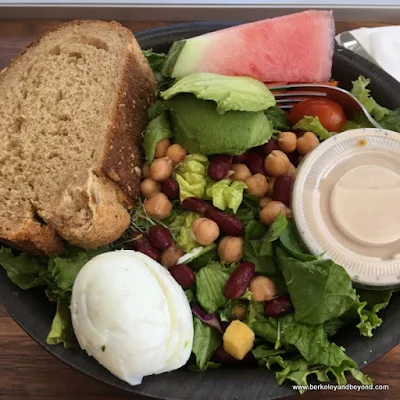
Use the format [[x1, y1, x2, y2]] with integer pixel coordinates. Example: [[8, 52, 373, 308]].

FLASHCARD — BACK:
[[273, 91, 327, 98]]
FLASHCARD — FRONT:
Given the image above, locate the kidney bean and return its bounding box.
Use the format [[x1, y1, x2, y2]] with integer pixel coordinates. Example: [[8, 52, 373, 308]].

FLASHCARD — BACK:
[[169, 264, 196, 289], [162, 178, 179, 200], [223, 262, 255, 299], [208, 154, 233, 181], [141, 247, 161, 262], [205, 208, 244, 236], [126, 231, 149, 250], [294, 130, 306, 138], [181, 197, 210, 214], [148, 225, 173, 250], [233, 151, 248, 163], [128, 231, 161, 261], [272, 175, 293, 207], [214, 346, 256, 366], [287, 150, 300, 167], [264, 295, 293, 317], [261, 139, 279, 156], [245, 148, 266, 175]]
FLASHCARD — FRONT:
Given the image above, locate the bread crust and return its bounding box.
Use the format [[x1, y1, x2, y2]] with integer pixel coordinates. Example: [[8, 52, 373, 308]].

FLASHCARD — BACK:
[[0, 20, 156, 255], [100, 27, 156, 205]]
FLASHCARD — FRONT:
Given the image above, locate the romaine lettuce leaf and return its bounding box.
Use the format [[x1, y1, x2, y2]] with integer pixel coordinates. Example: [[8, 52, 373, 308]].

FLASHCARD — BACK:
[[191, 316, 221, 371], [0, 247, 46, 290], [206, 179, 247, 214], [380, 107, 400, 132], [46, 296, 76, 348], [293, 116, 332, 139], [196, 262, 229, 313], [161, 72, 276, 114], [355, 289, 392, 337], [169, 211, 200, 253], [350, 76, 391, 121], [276, 248, 357, 325], [264, 106, 291, 131], [188, 246, 219, 272], [143, 49, 166, 83], [175, 154, 209, 201], [264, 213, 288, 242], [143, 111, 173, 164]]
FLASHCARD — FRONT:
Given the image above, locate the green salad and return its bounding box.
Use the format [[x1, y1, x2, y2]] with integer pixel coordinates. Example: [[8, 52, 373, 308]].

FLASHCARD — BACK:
[[1, 49, 399, 393]]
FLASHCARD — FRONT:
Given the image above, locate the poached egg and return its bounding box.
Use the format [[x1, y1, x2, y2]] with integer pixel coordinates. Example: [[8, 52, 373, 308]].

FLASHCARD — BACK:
[[70, 250, 193, 385]]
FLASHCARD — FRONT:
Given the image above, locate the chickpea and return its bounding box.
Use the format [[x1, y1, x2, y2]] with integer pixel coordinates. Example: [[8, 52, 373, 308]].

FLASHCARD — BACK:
[[259, 200, 291, 226], [234, 303, 247, 321], [144, 192, 172, 220], [249, 276, 276, 302], [154, 138, 171, 158], [296, 131, 320, 155], [267, 177, 275, 197], [192, 218, 220, 246], [277, 131, 297, 153], [245, 173, 268, 198], [259, 196, 272, 208], [150, 157, 173, 182], [166, 144, 187, 165], [287, 163, 297, 178], [142, 162, 150, 179], [161, 244, 184, 268], [264, 150, 290, 177], [218, 236, 244, 264], [140, 178, 160, 198], [231, 163, 252, 182]]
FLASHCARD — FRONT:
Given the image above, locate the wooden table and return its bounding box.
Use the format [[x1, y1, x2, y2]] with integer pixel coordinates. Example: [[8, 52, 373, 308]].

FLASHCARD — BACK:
[[0, 18, 399, 400]]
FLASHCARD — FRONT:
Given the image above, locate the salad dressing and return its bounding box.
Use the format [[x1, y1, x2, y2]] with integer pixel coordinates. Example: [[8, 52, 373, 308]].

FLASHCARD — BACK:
[[292, 128, 400, 288]]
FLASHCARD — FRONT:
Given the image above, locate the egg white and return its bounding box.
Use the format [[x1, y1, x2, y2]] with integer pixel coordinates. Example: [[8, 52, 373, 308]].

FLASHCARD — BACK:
[[70, 250, 193, 385]]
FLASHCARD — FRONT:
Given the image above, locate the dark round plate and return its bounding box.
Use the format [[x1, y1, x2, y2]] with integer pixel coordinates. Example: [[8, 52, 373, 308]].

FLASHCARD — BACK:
[[1, 22, 400, 400]]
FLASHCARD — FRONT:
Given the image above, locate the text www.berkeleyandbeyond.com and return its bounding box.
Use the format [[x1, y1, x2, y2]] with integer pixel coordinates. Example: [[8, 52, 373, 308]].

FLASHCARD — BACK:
[[292, 383, 390, 391]]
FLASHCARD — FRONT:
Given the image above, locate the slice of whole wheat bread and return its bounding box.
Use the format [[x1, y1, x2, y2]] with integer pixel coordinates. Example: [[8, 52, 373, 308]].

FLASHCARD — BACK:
[[0, 20, 156, 254]]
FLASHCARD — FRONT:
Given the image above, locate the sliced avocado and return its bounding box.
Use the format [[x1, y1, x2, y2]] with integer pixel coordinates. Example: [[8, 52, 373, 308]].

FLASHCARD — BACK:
[[164, 94, 272, 156], [161, 72, 276, 114]]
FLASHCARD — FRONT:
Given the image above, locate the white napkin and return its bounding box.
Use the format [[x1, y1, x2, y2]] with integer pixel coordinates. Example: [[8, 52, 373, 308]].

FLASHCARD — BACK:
[[337, 26, 400, 82]]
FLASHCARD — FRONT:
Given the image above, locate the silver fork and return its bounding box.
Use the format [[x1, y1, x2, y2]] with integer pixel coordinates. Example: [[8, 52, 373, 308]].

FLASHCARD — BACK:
[[268, 84, 382, 129]]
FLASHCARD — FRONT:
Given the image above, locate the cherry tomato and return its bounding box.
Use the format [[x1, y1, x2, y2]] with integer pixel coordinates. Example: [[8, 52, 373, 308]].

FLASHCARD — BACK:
[[289, 98, 346, 132]]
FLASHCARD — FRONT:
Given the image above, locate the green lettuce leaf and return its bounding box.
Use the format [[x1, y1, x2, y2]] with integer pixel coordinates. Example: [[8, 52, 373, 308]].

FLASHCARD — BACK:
[[143, 49, 166, 83], [188, 246, 219, 272], [143, 111, 173, 164], [46, 296, 76, 348], [47, 246, 109, 297], [264, 213, 288, 242], [350, 76, 391, 121], [169, 211, 200, 252], [192, 317, 222, 371], [206, 179, 247, 213], [293, 116, 332, 139], [380, 107, 400, 132], [355, 290, 392, 337], [175, 154, 209, 201], [264, 106, 291, 131], [185, 288, 196, 303], [161, 72, 276, 114], [279, 219, 318, 261], [276, 248, 357, 325], [245, 220, 267, 241], [196, 262, 229, 313], [264, 355, 371, 393], [0, 247, 46, 290]]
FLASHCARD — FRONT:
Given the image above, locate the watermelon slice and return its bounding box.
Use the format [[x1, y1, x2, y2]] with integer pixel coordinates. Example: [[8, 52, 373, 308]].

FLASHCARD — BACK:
[[163, 10, 335, 83]]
